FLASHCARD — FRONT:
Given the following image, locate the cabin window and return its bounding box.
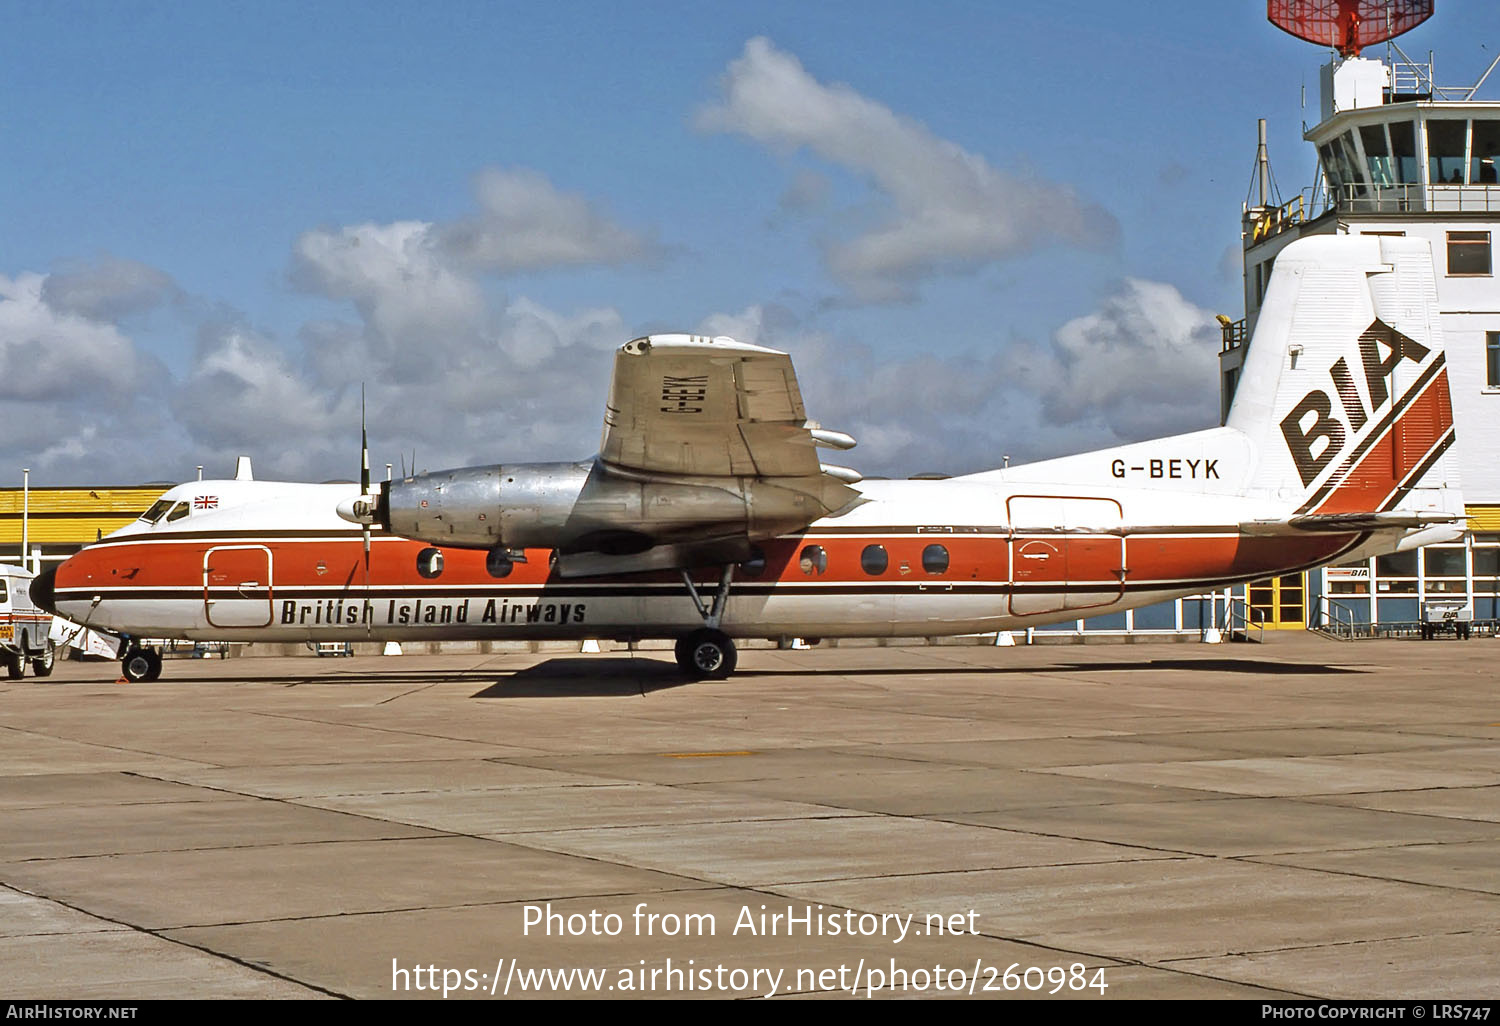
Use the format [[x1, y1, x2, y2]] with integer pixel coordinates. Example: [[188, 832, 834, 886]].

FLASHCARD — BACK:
[[1447, 231, 1491, 276], [485, 549, 513, 579], [1428, 119, 1468, 184], [798, 545, 827, 576], [417, 547, 444, 579], [1472, 120, 1500, 184], [0, 579, 7, 603], [922, 544, 950, 574], [165, 502, 190, 523], [139, 499, 173, 524], [739, 546, 766, 578], [860, 545, 888, 576]]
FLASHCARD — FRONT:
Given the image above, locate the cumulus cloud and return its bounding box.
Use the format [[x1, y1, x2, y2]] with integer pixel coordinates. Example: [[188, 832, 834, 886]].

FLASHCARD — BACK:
[[0, 254, 637, 484], [171, 324, 346, 464], [0, 271, 190, 483], [290, 219, 485, 377], [1017, 277, 1221, 441], [40, 256, 180, 322], [290, 167, 654, 391], [436, 168, 655, 273], [0, 273, 146, 401], [698, 37, 1118, 302]]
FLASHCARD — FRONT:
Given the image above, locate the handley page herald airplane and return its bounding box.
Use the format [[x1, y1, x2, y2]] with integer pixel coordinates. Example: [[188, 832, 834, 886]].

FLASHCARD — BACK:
[[34, 236, 1464, 681]]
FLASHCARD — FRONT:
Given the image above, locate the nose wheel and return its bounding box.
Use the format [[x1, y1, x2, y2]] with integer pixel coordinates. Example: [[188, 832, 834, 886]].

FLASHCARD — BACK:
[[121, 647, 163, 683]]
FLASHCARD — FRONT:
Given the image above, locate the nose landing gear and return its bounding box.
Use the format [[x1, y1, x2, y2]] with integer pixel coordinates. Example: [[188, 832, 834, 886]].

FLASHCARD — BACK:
[[121, 646, 163, 683]]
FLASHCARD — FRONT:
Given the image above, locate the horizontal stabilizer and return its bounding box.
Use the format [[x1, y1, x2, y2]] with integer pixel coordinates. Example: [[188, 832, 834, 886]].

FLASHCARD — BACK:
[[1240, 511, 1464, 536]]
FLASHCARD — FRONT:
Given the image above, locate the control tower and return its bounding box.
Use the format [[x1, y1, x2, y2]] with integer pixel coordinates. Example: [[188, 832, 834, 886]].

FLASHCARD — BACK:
[[1224, 1, 1500, 633]]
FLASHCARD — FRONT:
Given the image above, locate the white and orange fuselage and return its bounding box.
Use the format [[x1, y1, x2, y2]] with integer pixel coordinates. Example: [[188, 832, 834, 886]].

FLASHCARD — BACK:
[[40, 474, 1424, 645], [38, 235, 1468, 650]]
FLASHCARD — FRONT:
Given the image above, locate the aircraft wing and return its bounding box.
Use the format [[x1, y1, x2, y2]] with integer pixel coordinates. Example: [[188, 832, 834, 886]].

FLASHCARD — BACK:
[[1239, 511, 1464, 536], [599, 335, 824, 478]]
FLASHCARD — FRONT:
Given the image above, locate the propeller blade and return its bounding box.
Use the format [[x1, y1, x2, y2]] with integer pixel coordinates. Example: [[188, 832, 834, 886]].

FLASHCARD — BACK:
[[360, 385, 370, 495]]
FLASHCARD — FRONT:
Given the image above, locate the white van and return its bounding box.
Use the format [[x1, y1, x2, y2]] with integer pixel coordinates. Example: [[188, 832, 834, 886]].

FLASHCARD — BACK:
[[0, 564, 56, 678]]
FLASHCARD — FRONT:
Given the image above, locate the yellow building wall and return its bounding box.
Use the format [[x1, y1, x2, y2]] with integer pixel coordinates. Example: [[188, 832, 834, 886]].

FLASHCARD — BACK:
[[0, 487, 164, 547], [1468, 506, 1500, 532]]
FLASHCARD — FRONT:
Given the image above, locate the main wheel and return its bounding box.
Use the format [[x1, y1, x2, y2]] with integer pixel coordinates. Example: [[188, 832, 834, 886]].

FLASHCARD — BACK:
[[121, 648, 163, 683], [31, 644, 55, 678], [679, 629, 737, 680]]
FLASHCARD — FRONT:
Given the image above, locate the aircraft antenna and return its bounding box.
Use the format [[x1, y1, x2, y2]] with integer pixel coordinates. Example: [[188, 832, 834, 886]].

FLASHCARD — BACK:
[[1267, 0, 1432, 58]]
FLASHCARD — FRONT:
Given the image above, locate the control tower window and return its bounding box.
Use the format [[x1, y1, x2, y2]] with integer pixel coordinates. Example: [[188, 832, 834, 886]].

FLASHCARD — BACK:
[[1360, 125, 1393, 188], [1338, 133, 1367, 196], [1388, 121, 1418, 184], [1471, 121, 1500, 184], [1428, 119, 1468, 185], [1487, 332, 1500, 389], [1447, 231, 1491, 277], [1319, 143, 1343, 196]]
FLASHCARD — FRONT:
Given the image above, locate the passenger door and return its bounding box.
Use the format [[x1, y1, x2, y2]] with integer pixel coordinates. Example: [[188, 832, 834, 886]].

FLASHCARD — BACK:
[[1008, 496, 1125, 617], [204, 546, 273, 628]]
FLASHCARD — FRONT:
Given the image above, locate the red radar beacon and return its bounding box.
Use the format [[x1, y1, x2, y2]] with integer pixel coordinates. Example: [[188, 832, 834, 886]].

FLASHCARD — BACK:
[[1268, 0, 1433, 57]]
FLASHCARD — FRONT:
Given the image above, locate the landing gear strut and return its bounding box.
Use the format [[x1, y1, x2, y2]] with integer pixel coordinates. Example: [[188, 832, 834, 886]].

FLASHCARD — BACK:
[[121, 646, 163, 683], [673, 566, 738, 680]]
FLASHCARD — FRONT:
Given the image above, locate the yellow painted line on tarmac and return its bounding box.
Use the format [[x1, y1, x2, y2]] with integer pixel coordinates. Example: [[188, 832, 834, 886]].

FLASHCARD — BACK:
[[660, 751, 757, 759]]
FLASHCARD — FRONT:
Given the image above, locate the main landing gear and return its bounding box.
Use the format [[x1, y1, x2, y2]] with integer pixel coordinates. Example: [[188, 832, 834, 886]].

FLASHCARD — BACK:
[[121, 646, 163, 683], [673, 566, 738, 680]]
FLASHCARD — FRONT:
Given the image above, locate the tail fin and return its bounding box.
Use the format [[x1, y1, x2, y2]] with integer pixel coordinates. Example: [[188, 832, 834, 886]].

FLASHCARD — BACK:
[[1227, 235, 1461, 520]]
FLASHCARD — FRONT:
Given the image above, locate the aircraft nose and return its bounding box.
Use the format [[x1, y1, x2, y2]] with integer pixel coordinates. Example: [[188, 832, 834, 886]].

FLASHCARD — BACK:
[[31, 564, 57, 616]]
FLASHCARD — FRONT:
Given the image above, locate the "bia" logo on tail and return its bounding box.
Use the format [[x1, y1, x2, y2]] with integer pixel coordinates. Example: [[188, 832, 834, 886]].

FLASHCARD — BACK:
[[1279, 319, 1432, 488]]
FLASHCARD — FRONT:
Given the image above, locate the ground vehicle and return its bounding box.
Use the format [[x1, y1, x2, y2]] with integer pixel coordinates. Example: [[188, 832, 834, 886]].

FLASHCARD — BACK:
[[1420, 598, 1473, 640], [0, 564, 57, 678]]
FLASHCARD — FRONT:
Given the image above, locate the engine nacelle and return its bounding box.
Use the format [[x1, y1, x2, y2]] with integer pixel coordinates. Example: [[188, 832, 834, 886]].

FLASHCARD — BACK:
[[382, 462, 590, 550], [378, 460, 841, 555]]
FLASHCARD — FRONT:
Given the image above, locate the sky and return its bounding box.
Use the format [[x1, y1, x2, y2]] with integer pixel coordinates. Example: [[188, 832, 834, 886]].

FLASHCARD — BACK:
[[4, 0, 1499, 487]]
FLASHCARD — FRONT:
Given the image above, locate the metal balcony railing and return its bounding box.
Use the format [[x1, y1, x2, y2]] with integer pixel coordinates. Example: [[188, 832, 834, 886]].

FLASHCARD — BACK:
[[1327, 181, 1500, 215]]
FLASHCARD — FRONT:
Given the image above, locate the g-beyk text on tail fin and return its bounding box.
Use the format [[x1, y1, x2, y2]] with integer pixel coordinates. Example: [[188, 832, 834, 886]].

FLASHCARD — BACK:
[[1226, 234, 1461, 528]]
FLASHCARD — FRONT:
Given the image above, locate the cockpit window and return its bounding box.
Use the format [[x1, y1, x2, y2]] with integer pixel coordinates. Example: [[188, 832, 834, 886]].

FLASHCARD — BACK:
[[140, 499, 174, 524], [165, 502, 191, 523]]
